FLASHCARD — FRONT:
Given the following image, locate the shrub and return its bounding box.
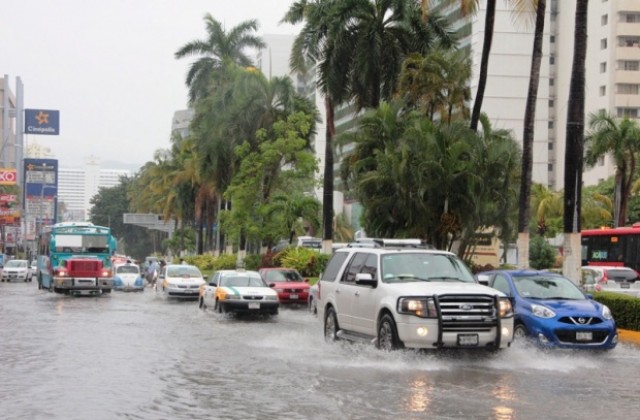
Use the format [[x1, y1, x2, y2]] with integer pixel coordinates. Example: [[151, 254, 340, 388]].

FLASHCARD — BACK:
[[243, 254, 262, 271], [278, 248, 329, 277], [529, 236, 556, 270], [594, 292, 640, 331]]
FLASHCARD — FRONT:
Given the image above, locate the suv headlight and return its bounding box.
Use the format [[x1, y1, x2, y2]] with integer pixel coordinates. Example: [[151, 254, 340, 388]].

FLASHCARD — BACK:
[[531, 304, 555, 319], [498, 297, 513, 318], [397, 297, 437, 318], [602, 305, 613, 320]]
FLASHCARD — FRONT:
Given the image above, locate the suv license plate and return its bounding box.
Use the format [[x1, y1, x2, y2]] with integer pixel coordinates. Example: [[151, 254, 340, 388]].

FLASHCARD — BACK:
[[458, 334, 479, 346], [289, 294, 299, 300], [248, 302, 260, 309], [576, 331, 592, 341]]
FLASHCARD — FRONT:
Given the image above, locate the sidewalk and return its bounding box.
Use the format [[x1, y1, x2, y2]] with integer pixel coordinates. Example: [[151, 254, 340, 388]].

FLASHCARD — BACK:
[[619, 329, 640, 345]]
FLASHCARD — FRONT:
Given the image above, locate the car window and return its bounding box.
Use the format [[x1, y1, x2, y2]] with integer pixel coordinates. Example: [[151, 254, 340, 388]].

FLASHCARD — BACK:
[[321, 252, 348, 282], [380, 253, 475, 283], [513, 275, 585, 299], [221, 275, 265, 287], [116, 265, 139, 274], [606, 269, 638, 281], [266, 270, 303, 282], [491, 274, 512, 296], [342, 253, 369, 284], [361, 253, 378, 280], [167, 266, 202, 278]]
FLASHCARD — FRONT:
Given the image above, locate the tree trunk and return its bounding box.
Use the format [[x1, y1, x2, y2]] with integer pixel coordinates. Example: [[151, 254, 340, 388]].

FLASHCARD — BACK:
[[563, 0, 589, 284], [517, 0, 546, 269], [470, 0, 496, 132], [322, 96, 335, 253]]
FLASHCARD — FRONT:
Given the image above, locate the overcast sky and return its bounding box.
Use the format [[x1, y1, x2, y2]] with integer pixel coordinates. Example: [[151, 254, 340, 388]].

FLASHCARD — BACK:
[[0, 0, 300, 171]]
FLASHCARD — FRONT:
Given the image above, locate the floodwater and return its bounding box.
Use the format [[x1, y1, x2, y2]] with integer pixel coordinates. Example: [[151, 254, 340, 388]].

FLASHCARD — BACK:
[[1, 281, 638, 420]]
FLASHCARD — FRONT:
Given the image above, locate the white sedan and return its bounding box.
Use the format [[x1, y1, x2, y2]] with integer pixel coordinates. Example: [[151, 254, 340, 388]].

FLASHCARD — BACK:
[[1, 259, 32, 282], [199, 269, 279, 316], [159, 264, 205, 299]]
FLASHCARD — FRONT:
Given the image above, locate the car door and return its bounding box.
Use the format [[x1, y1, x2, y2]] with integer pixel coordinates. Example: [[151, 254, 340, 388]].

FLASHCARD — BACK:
[[204, 272, 219, 306], [335, 253, 369, 332], [350, 253, 379, 336]]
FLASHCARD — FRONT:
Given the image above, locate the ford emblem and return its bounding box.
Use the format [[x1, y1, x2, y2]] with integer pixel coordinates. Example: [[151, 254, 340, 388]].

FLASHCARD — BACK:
[[460, 304, 473, 311]]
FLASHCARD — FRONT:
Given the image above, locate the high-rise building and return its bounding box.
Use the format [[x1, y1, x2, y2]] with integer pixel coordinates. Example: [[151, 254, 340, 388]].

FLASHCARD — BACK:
[[57, 156, 131, 221]]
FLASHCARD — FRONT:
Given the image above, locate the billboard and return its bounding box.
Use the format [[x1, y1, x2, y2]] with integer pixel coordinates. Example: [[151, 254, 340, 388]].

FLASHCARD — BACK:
[[23, 159, 58, 240], [25, 109, 60, 135], [0, 193, 20, 225], [0, 168, 17, 185]]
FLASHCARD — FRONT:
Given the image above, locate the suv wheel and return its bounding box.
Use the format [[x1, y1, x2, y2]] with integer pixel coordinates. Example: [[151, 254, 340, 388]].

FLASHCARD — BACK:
[[324, 307, 340, 342], [378, 314, 401, 351]]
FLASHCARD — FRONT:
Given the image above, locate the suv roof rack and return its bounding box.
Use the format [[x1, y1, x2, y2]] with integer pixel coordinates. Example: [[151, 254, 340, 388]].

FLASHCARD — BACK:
[[347, 238, 433, 249]]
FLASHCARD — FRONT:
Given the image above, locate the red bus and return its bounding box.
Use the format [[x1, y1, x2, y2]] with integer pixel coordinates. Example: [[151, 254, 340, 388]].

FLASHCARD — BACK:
[[581, 224, 640, 272]]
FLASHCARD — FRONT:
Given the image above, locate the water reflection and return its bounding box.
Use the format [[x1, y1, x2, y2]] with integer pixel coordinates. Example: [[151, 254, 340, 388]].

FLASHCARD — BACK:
[[492, 375, 517, 420], [404, 376, 433, 413]]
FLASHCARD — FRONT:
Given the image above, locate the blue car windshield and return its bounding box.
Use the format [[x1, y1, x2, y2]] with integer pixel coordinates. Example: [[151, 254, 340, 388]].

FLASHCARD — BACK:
[[514, 275, 585, 300]]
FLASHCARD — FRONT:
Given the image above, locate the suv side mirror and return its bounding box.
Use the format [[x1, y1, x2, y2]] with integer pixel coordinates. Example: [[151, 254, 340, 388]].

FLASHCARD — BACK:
[[475, 274, 490, 286], [355, 272, 376, 287]]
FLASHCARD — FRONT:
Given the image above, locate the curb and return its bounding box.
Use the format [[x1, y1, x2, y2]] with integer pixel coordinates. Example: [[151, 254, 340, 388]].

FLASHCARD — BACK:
[[619, 329, 640, 345]]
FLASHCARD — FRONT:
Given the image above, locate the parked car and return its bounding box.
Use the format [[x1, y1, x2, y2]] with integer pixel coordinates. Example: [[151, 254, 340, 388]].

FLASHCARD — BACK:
[[1, 259, 32, 282], [158, 264, 205, 299], [112, 262, 145, 292], [199, 269, 279, 316], [481, 269, 618, 350], [258, 267, 310, 306], [581, 265, 639, 289], [319, 239, 514, 351]]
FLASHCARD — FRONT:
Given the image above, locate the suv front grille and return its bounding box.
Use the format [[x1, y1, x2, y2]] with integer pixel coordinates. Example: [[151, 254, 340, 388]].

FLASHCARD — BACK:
[[436, 294, 498, 332]]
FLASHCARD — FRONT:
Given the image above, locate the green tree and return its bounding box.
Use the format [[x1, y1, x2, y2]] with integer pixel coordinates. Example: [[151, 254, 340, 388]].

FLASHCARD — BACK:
[[175, 14, 265, 104], [585, 110, 640, 227], [89, 176, 155, 260], [265, 193, 321, 244]]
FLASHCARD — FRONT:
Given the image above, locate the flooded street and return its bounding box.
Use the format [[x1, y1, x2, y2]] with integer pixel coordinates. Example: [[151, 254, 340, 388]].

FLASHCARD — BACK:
[[1, 281, 639, 420]]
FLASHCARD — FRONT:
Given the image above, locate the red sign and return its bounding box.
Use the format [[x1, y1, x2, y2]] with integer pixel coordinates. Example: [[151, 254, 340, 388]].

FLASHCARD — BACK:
[[0, 168, 17, 185]]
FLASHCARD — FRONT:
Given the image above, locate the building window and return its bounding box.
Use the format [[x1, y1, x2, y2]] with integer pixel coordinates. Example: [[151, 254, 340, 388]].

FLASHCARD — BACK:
[[600, 86, 606, 96], [548, 164, 553, 171], [601, 38, 608, 49], [625, 13, 640, 23], [600, 62, 607, 73], [621, 60, 640, 71], [617, 84, 640, 95], [548, 142, 554, 151], [549, 99, 555, 107], [550, 35, 555, 43], [550, 54, 555, 65], [617, 108, 639, 118], [601, 14, 608, 25], [550, 78, 555, 86], [548, 121, 554, 129]]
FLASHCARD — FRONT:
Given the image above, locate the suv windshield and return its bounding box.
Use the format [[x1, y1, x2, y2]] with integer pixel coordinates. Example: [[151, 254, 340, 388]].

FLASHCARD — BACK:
[[380, 253, 475, 283]]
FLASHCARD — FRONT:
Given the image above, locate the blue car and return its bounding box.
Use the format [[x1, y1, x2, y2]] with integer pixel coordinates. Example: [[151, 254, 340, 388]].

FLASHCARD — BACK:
[[479, 270, 617, 350]]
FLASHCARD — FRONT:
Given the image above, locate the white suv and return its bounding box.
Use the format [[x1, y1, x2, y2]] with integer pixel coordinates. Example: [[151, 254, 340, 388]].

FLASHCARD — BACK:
[[318, 241, 514, 351]]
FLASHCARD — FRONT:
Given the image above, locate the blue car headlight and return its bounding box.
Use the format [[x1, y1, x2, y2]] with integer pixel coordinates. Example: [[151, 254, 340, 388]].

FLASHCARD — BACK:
[[602, 305, 613, 320], [531, 303, 555, 319]]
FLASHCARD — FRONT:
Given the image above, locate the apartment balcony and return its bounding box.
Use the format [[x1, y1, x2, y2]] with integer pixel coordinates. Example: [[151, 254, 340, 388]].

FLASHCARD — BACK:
[[615, 70, 640, 84], [616, 0, 640, 13], [617, 23, 640, 38], [616, 46, 640, 61], [614, 94, 640, 108]]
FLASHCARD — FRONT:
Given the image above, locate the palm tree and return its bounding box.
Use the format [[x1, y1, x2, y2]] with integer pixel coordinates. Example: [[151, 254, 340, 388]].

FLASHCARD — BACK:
[[517, 0, 547, 268], [469, 0, 496, 131], [282, 0, 350, 252], [562, 0, 589, 282], [175, 14, 265, 105], [265, 193, 321, 244], [585, 111, 640, 227]]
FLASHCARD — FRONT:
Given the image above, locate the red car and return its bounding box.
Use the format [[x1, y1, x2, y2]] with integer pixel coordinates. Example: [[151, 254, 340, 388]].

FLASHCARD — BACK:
[[259, 268, 310, 305]]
